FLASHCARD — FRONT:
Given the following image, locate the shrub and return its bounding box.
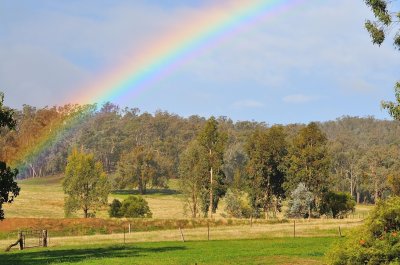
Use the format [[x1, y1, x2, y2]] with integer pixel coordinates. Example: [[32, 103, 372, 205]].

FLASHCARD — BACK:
[[320, 191, 355, 218], [224, 189, 252, 218], [326, 196, 400, 264], [109, 199, 123, 218], [120, 196, 152, 218]]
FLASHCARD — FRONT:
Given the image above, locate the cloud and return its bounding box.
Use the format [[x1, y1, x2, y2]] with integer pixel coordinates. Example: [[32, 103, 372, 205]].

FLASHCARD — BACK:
[[283, 94, 318, 104], [233, 100, 264, 109], [0, 45, 90, 108]]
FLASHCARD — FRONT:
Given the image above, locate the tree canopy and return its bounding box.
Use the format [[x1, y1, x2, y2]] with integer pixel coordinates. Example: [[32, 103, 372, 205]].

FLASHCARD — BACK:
[[0, 92, 19, 220], [63, 148, 110, 218], [364, 0, 400, 49]]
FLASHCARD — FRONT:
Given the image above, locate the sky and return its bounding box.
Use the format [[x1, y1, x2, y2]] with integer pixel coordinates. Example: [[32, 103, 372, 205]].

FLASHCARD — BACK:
[[1, 0, 399, 124]]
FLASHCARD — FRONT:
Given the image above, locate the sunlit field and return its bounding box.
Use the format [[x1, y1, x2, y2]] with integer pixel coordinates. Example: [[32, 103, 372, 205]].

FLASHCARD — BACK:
[[0, 237, 337, 265]]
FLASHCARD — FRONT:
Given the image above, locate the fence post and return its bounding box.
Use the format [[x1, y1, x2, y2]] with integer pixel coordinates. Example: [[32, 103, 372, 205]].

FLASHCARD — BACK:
[[42, 230, 48, 247], [19, 231, 24, 250], [129, 224, 131, 234], [179, 227, 185, 242], [293, 220, 296, 238], [338, 226, 342, 237]]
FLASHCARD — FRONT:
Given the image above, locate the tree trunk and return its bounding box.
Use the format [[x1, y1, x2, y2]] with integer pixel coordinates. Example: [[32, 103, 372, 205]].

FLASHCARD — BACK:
[[209, 167, 213, 218], [350, 171, 354, 198]]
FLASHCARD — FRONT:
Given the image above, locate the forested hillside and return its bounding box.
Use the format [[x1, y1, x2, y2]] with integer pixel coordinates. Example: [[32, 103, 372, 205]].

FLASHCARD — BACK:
[[1, 102, 399, 206]]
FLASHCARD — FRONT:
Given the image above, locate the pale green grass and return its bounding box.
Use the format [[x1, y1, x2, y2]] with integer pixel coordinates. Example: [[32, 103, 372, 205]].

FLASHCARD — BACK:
[[3, 175, 372, 220]]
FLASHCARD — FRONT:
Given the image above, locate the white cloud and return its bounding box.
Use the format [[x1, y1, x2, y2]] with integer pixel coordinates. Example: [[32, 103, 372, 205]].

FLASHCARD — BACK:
[[283, 94, 318, 104], [233, 99, 264, 108]]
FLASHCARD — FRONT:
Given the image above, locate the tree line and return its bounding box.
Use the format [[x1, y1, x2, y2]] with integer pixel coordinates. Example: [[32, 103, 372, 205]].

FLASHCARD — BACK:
[[1, 101, 400, 218]]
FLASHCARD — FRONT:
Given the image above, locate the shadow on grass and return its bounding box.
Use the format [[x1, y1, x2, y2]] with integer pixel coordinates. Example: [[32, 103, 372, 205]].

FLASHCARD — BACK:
[[0, 245, 186, 265], [112, 188, 181, 196]]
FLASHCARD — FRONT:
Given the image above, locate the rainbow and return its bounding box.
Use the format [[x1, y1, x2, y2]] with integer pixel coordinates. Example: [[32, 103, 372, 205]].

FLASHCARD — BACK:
[[11, 0, 303, 173]]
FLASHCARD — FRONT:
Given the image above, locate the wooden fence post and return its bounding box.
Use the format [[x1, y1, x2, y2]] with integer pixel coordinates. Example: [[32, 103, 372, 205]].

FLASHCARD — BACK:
[[42, 230, 48, 247], [293, 220, 296, 238], [338, 226, 342, 237], [179, 227, 185, 242]]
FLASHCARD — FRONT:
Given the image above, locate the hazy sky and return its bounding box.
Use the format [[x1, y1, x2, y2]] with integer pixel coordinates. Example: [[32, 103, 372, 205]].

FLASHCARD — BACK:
[[1, 0, 399, 124]]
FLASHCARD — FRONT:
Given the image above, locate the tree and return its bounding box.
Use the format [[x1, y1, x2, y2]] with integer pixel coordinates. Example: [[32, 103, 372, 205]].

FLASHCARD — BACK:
[[179, 140, 209, 218], [197, 117, 227, 217], [364, 0, 400, 49], [286, 183, 314, 218], [319, 191, 356, 219], [0, 92, 19, 220], [364, 1, 400, 118], [116, 146, 168, 194], [285, 122, 331, 213], [388, 173, 400, 196], [358, 145, 398, 203], [245, 126, 288, 218], [63, 149, 110, 218]]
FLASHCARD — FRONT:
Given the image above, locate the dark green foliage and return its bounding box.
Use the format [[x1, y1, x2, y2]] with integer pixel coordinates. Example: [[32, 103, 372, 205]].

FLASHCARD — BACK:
[[364, 0, 399, 49], [327, 196, 400, 264], [0, 93, 17, 130], [319, 191, 355, 218], [0, 162, 19, 220], [0, 92, 19, 220], [285, 122, 330, 200], [120, 196, 152, 218], [245, 126, 288, 217], [382, 82, 400, 121], [109, 199, 122, 218]]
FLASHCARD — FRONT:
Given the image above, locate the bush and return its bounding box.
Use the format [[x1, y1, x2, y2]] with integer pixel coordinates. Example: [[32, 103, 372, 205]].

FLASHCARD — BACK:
[[120, 196, 152, 218], [109, 199, 123, 218], [320, 191, 355, 218], [224, 189, 252, 218], [326, 196, 400, 264]]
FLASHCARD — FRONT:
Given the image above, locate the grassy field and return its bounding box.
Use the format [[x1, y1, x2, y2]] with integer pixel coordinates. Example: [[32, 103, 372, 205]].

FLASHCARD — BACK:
[[0, 237, 338, 265]]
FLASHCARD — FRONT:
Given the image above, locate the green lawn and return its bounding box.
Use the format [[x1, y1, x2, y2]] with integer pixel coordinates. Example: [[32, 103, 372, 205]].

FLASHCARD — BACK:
[[0, 237, 336, 265]]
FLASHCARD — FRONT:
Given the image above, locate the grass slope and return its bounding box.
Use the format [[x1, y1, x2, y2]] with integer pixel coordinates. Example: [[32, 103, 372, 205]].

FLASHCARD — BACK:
[[3, 175, 187, 219], [0, 237, 336, 265]]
